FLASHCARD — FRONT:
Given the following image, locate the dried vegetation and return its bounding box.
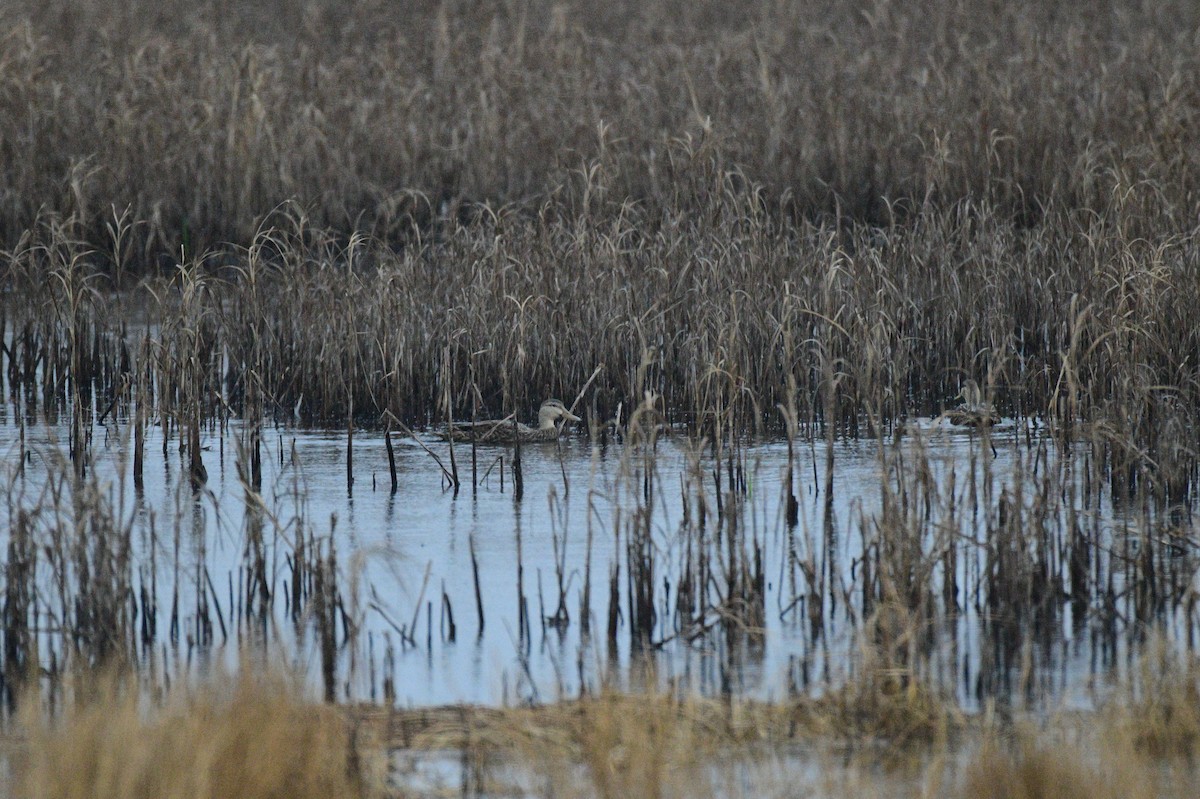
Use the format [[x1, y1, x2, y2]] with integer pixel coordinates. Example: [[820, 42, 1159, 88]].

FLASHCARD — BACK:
[[2, 0, 1200, 794], [0, 0, 1197, 441]]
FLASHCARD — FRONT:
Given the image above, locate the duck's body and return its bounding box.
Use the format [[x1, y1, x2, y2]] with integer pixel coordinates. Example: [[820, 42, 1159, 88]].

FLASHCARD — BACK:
[[947, 406, 1001, 427], [441, 399, 581, 444], [947, 380, 1000, 427]]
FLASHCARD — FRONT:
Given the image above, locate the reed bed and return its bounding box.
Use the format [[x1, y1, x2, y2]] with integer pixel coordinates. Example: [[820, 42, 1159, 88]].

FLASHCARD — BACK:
[[4, 204, 1200, 494], [0, 0, 1197, 464], [2, 0, 1200, 251]]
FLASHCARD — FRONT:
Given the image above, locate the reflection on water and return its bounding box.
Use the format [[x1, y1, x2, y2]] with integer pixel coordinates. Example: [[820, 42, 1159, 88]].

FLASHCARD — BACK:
[[0, 402, 1195, 710]]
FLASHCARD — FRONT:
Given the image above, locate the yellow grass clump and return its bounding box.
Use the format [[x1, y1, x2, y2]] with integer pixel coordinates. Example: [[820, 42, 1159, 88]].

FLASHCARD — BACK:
[[12, 673, 387, 799], [961, 734, 1151, 799], [1108, 641, 1200, 758]]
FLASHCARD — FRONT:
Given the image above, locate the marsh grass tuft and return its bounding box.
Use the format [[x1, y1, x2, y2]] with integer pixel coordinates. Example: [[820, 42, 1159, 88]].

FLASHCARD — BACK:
[[961, 735, 1149, 799], [13, 670, 385, 799], [807, 665, 951, 749], [1109, 641, 1200, 758]]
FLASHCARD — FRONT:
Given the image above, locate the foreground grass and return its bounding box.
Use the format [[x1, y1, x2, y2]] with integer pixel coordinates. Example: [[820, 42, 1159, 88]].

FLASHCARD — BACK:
[[10, 655, 1200, 798], [13, 673, 387, 799]]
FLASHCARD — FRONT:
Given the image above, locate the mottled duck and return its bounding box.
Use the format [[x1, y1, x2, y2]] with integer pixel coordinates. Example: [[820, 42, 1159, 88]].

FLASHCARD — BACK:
[[947, 379, 1000, 427], [441, 399, 581, 443]]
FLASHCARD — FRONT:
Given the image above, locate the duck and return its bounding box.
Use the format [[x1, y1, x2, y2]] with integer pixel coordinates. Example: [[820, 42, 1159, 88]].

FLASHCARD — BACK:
[[947, 379, 1000, 427], [441, 398, 582, 444]]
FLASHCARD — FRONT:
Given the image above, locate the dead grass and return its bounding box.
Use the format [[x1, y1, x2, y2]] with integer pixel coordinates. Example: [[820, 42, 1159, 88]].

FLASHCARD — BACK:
[[805, 670, 951, 749], [960, 647, 1200, 799], [358, 667, 952, 797], [7, 668, 1200, 798], [2, 0, 1200, 261], [961, 734, 1152, 799], [1, 0, 1199, 454], [1107, 640, 1200, 758], [364, 684, 1200, 798], [11, 671, 387, 799]]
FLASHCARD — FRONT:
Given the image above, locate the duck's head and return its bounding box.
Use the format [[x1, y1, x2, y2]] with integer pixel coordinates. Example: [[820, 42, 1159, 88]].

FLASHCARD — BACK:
[[538, 398, 582, 429], [958, 379, 983, 407]]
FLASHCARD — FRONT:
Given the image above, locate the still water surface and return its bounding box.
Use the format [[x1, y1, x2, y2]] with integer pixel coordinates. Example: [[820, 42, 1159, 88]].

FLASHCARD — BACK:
[[1, 407, 1192, 710]]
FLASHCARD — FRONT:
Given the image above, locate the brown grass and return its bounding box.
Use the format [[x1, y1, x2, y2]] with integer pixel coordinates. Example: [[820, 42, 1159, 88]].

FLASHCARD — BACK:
[[0, 0, 1197, 455], [959, 647, 1200, 799], [8, 667, 1200, 798], [362, 679, 1200, 797], [2, 0, 1199, 254], [961, 734, 1152, 799], [1108, 639, 1200, 758], [11, 671, 386, 799]]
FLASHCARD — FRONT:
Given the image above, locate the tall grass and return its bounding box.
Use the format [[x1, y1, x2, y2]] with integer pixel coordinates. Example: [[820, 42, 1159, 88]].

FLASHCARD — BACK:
[[10, 653, 1200, 798], [6, 203, 1200, 470], [3, 0, 1200, 254], [0, 0, 1196, 463], [12, 670, 385, 799]]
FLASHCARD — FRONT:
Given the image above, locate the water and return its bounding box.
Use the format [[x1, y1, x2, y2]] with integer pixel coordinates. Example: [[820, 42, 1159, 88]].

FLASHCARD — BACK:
[[0, 403, 1194, 710]]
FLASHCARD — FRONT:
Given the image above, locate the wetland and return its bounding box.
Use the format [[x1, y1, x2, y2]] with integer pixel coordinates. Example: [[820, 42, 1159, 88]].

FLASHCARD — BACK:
[[4, 0, 1200, 795]]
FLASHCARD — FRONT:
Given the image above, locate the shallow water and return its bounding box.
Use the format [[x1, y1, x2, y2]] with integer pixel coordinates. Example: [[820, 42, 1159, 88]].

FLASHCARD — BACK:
[[0, 401, 1194, 710]]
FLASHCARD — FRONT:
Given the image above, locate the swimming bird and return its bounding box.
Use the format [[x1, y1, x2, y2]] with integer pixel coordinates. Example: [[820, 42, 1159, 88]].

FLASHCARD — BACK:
[[947, 379, 1000, 427], [441, 399, 582, 444]]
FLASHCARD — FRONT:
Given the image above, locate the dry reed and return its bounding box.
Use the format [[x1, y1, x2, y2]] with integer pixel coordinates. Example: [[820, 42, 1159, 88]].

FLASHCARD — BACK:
[[11, 670, 386, 799], [0, 1, 1196, 475]]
